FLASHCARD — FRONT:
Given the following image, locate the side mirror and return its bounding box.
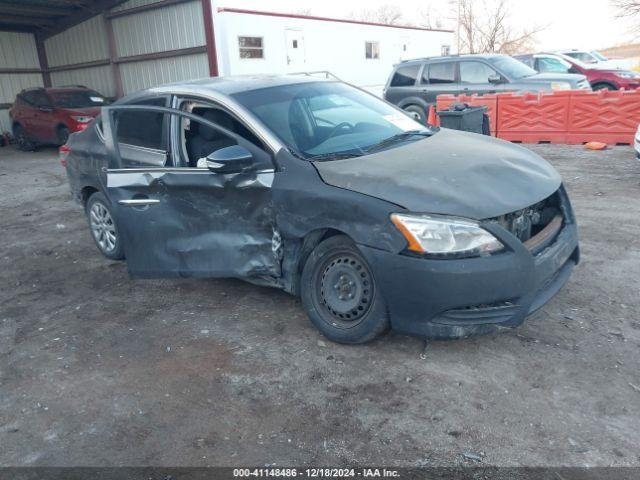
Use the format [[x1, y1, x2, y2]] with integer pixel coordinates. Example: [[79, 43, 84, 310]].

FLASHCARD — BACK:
[[488, 74, 503, 84], [206, 145, 254, 174]]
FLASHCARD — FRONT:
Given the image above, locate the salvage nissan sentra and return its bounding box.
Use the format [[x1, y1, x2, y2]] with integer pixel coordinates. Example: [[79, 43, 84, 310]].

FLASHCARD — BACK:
[[63, 75, 579, 344]]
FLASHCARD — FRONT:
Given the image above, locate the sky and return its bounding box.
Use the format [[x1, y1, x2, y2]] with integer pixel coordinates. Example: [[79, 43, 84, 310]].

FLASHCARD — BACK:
[[215, 0, 637, 51]]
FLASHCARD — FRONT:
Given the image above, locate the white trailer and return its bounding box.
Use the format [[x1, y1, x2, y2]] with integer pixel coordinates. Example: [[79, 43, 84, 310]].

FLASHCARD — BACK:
[[213, 8, 454, 95], [0, 0, 454, 134]]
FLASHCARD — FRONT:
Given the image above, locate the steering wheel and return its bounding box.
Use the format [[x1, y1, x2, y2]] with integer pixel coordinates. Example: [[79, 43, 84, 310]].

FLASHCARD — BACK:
[[326, 122, 354, 140]]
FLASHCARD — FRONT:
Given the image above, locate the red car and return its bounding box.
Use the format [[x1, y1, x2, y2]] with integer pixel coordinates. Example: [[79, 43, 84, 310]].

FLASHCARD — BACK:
[[9, 86, 107, 150], [516, 53, 640, 91]]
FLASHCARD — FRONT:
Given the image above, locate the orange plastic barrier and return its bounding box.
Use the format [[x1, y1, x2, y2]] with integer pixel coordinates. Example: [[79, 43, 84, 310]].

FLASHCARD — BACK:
[[436, 88, 640, 145], [436, 93, 497, 136], [566, 88, 640, 145], [497, 91, 572, 144]]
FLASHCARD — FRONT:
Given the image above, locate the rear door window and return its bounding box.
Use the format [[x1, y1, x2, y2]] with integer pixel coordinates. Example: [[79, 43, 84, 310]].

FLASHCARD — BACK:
[[390, 65, 420, 87], [427, 62, 456, 84], [113, 97, 169, 168], [459, 62, 498, 83]]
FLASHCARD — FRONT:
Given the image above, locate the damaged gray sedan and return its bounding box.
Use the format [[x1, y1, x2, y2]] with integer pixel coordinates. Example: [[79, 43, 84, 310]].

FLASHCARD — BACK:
[[64, 75, 579, 344]]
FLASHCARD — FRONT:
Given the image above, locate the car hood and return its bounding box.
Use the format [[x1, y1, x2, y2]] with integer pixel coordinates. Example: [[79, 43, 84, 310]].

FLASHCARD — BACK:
[[62, 107, 101, 116], [314, 128, 562, 220], [524, 72, 586, 83]]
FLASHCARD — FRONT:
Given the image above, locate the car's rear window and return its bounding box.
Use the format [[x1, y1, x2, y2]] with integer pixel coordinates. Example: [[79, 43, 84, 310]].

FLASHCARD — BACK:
[[50, 91, 107, 108], [390, 65, 420, 87]]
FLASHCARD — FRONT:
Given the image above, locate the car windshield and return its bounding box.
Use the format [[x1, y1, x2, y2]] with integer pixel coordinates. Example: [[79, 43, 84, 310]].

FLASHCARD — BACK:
[[232, 81, 430, 160], [489, 56, 537, 79], [591, 50, 608, 61], [50, 91, 107, 108]]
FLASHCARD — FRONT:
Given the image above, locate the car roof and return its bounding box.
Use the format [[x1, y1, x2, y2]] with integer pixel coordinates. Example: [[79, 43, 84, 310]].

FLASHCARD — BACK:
[[399, 53, 506, 65], [145, 74, 334, 98], [19, 86, 97, 95]]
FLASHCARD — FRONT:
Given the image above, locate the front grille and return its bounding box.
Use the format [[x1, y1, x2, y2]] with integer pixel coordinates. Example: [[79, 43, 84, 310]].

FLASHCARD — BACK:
[[489, 191, 563, 251], [434, 301, 520, 325]]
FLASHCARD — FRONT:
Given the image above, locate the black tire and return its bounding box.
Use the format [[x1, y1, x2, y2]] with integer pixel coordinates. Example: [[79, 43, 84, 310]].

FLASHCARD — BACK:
[[57, 125, 70, 145], [592, 83, 616, 91], [300, 235, 389, 344], [404, 104, 427, 125], [13, 124, 35, 151], [85, 192, 125, 261]]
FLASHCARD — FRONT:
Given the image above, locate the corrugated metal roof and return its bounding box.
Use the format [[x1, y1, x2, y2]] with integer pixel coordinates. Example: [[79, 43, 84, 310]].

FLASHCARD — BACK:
[[110, 0, 165, 13], [113, 1, 205, 57], [120, 52, 208, 94], [0, 31, 39, 69], [45, 16, 109, 67], [51, 65, 116, 97], [0, 72, 43, 103]]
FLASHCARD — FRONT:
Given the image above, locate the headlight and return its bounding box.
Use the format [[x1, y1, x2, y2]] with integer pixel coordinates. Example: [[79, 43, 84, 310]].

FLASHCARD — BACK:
[[72, 116, 93, 123], [390, 213, 504, 258], [615, 72, 640, 79], [550, 82, 572, 91]]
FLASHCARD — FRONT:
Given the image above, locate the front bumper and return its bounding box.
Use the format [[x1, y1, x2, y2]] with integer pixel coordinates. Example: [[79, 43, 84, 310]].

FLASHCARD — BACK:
[[359, 209, 579, 339]]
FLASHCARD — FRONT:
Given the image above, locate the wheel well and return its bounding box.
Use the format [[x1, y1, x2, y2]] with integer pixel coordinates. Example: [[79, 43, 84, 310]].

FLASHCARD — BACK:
[[81, 186, 98, 206], [288, 228, 350, 295], [398, 98, 429, 112], [591, 81, 617, 90], [56, 124, 69, 133]]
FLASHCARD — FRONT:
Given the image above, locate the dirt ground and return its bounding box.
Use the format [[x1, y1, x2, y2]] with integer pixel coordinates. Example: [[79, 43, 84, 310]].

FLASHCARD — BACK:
[[1, 143, 639, 468]]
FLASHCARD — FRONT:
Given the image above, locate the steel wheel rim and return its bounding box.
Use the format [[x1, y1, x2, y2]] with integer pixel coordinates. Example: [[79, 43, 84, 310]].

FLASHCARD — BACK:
[[318, 253, 374, 328], [90, 202, 116, 253]]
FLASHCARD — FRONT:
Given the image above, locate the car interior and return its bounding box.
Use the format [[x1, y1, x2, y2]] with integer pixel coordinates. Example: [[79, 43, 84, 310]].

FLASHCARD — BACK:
[[179, 102, 264, 168]]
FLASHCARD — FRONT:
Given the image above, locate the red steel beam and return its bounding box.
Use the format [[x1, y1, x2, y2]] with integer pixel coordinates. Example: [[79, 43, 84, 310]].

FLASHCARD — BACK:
[[0, 68, 41, 74], [201, 0, 218, 76], [114, 46, 207, 64], [105, 0, 193, 19], [103, 14, 124, 98], [35, 32, 52, 87]]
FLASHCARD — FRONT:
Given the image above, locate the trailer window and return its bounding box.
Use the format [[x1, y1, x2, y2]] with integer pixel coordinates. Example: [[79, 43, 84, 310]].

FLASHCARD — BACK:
[[365, 41, 380, 59], [239, 37, 264, 59]]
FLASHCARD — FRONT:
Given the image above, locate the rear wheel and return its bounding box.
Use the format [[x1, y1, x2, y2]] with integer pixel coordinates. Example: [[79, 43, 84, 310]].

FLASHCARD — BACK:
[[404, 105, 427, 124], [57, 125, 70, 145], [85, 192, 124, 260], [300, 235, 389, 344], [13, 124, 35, 151]]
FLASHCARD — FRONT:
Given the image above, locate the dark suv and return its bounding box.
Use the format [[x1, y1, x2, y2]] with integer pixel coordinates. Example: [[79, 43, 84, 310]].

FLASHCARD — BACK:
[[383, 54, 590, 122], [10, 86, 108, 150]]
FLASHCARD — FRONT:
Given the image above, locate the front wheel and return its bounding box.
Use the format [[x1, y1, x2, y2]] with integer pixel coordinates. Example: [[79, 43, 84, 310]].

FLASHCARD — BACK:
[[85, 192, 124, 260], [300, 235, 389, 344], [404, 105, 427, 124], [13, 124, 35, 151]]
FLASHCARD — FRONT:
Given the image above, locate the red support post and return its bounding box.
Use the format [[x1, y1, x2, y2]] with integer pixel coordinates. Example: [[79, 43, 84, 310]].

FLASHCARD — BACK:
[[201, 0, 219, 77], [103, 13, 124, 98], [35, 32, 51, 88]]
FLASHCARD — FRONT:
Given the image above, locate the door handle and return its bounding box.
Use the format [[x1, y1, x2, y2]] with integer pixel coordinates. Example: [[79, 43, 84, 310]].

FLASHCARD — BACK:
[[118, 198, 160, 206]]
